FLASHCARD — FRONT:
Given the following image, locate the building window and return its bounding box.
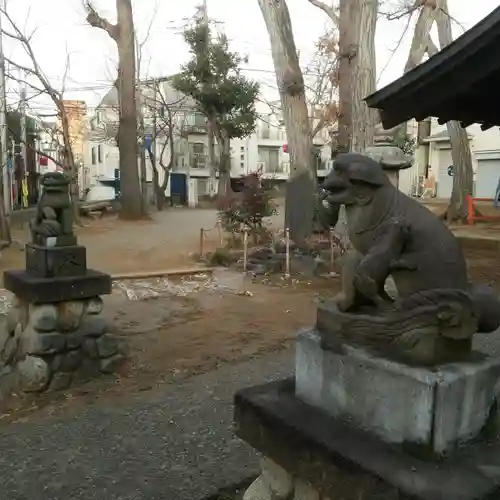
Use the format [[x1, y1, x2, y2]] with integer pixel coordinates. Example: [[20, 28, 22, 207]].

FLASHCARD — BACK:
[[240, 154, 244, 160], [91, 147, 96, 165], [191, 143, 206, 169], [97, 144, 103, 163], [240, 146, 245, 151], [198, 178, 209, 195], [240, 161, 244, 168]]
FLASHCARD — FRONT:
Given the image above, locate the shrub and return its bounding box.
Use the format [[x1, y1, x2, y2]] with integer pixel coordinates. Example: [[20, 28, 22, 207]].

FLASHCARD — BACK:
[[217, 171, 278, 243]]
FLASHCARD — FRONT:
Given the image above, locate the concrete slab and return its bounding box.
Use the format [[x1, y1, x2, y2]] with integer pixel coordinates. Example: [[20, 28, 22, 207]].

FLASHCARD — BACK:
[[234, 378, 500, 500], [295, 328, 500, 455]]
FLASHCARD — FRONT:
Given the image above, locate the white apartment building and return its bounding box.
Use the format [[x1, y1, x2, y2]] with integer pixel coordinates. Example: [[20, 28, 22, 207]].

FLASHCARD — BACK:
[[230, 102, 334, 181], [85, 79, 217, 200], [85, 89, 337, 202]]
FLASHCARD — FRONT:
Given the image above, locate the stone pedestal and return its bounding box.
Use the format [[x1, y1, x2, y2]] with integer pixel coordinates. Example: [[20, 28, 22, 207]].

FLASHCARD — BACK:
[[234, 379, 500, 500], [0, 171, 126, 397], [235, 324, 500, 500], [0, 263, 125, 394], [296, 328, 500, 456], [25, 243, 87, 278], [1, 294, 125, 393]]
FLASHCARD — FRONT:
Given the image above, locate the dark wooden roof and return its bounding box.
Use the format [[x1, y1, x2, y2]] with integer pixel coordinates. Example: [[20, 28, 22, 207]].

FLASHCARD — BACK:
[[365, 6, 500, 130]]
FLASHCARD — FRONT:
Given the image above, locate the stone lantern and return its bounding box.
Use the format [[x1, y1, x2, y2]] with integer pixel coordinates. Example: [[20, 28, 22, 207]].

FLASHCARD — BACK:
[[363, 141, 413, 189]]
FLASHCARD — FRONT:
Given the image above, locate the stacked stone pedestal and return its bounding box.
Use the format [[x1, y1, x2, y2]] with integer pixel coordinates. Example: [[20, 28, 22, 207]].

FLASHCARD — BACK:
[[0, 243, 124, 396], [2, 294, 124, 393], [235, 326, 500, 500]]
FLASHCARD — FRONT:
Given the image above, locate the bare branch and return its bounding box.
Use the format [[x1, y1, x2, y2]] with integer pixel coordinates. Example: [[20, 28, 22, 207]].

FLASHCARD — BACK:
[[60, 45, 71, 94], [84, 1, 119, 40], [1, 2, 80, 216], [404, 2, 439, 71], [306, 0, 339, 26], [380, 0, 425, 21], [0, 7, 61, 103]]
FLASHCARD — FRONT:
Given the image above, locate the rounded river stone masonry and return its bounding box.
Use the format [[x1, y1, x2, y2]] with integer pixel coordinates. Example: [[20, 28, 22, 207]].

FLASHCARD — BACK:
[[1, 172, 124, 397], [1, 295, 126, 393]]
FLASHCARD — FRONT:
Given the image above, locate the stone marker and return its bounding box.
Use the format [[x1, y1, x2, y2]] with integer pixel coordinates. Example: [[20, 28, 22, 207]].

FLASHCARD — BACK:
[[0, 172, 125, 397], [235, 154, 500, 500]]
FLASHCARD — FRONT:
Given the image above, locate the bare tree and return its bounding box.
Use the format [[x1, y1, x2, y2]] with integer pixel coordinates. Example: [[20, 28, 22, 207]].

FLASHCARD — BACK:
[[307, 0, 378, 152], [257, 0, 316, 243], [387, 0, 473, 221], [134, 3, 158, 212], [1, 4, 81, 222], [305, 29, 339, 140], [85, 0, 145, 220], [434, 0, 473, 221], [142, 82, 187, 210]]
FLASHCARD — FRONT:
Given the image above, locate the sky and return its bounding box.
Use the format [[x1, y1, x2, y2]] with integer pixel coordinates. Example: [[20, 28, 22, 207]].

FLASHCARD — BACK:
[[3, 0, 500, 116]]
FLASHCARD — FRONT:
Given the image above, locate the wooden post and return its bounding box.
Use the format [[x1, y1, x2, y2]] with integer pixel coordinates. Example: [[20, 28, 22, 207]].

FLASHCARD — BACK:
[[466, 194, 474, 225], [243, 227, 249, 273], [217, 218, 224, 245], [329, 228, 335, 272], [285, 227, 290, 278], [199, 228, 204, 257]]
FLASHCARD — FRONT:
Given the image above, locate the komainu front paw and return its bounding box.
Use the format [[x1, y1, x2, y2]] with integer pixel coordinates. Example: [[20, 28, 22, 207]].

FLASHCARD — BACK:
[[333, 292, 353, 312], [353, 271, 378, 300], [390, 255, 418, 271]]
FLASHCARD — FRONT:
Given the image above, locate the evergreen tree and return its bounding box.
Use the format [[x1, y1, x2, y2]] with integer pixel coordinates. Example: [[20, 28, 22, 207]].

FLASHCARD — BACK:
[[173, 16, 260, 196]]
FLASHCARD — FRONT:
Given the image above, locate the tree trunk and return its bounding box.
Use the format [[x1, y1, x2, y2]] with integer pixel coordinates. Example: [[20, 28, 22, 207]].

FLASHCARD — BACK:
[[207, 119, 217, 197], [59, 105, 81, 224], [146, 145, 168, 211], [435, 0, 474, 222], [258, 0, 316, 243], [337, 0, 352, 152], [217, 131, 232, 198], [307, 0, 377, 152], [349, 0, 378, 152], [445, 121, 473, 221], [138, 113, 148, 212], [151, 164, 164, 210], [115, 0, 144, 220]]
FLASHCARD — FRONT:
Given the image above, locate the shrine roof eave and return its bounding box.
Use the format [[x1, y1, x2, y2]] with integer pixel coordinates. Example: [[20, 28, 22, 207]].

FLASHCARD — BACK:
[[365, 6, 500, 130]]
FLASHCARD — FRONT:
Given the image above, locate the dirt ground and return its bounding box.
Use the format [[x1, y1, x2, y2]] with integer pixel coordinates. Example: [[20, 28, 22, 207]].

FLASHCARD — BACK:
[[1, 206, 500, 423], [0, 269, 333, 423], [1, 246, 498, 423], [1, 208, 227, 276]]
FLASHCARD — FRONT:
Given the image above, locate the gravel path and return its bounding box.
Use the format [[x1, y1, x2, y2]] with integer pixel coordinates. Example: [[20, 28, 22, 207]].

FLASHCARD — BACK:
[[0, 350, 293, 500]]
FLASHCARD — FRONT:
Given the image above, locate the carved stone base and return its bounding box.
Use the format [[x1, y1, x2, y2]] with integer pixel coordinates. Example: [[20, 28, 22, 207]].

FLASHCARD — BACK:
[[317, 298, 476, 366], [3, 269, 112, 303], [0, 295, 127, 396], [296, 328, 500, 456], [234, 379, 500, 500], [25, 243, 87, 278]]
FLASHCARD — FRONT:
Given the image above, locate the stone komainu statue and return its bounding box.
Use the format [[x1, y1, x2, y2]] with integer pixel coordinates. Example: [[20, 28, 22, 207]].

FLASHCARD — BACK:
[[30, 172, 74, 246], [318, 153, 500, 364]]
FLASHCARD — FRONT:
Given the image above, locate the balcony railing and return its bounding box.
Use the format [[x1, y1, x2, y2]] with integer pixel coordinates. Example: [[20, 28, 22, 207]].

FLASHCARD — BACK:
[[184, 123, 208, 134], [257, 161, 290, 174], [258, 128, 286, 141], [190, 152, 207, 169]]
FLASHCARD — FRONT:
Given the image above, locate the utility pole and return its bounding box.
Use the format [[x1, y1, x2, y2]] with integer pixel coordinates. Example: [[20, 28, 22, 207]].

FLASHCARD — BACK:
[[0, 5, 10, 217], [0, 4, 11, 244], [200, 0, 217, 196], [152, 78, 157, 187], [19, 69, 28, 208]]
